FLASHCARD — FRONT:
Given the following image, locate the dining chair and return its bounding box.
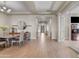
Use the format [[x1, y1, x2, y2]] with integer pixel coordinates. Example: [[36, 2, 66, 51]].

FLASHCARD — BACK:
[[11, 31, 24, 47], [0, 39, 7, 48], [24, 32, 30, 40], [0, 31, 7, 48]]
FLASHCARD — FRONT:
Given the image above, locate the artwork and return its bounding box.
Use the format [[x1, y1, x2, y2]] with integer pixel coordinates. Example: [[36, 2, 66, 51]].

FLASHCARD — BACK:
[[18, 21, 27, 30]]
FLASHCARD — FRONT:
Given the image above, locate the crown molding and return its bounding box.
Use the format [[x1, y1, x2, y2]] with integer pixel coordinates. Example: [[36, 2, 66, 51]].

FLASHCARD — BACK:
[[6, 11, 57, 15]]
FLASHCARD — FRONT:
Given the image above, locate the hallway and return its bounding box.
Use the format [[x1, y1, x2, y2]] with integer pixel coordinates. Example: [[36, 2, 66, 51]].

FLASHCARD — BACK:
[[0, 39, 78, 58]]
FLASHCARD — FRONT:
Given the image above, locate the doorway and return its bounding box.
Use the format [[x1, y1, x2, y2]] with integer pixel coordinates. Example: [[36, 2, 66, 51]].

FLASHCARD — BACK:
[[36, 16, 52, 42], [37, 22, 48, 41], [36, 18, 51, 41]]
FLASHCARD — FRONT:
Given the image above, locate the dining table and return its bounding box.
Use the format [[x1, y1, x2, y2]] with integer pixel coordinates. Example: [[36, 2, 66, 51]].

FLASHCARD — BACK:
[[0, 34, 19, 47]]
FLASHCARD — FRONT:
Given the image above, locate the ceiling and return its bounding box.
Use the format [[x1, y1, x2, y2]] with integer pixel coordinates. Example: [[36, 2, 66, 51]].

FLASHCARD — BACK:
[[68, 4, 79, 14], [0, 1, 71, 15]]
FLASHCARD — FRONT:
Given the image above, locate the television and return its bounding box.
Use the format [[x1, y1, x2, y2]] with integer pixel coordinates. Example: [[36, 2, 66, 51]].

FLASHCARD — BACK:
[[71, 17, 79, 23]]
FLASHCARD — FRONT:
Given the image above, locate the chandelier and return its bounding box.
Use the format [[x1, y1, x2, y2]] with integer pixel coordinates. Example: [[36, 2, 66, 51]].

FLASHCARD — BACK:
[[0, 1, 12, 13]]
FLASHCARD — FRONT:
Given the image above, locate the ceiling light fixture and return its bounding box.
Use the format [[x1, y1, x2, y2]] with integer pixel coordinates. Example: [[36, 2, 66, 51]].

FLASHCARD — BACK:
[[7, 9, 11, 13], [0, 1, 12, 13], [3, 6, 7, 10], [0, 9, 4, 12]]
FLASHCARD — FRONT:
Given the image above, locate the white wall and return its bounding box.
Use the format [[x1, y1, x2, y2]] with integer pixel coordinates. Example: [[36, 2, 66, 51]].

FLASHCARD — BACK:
[[51, 15, 58, 39], [0, 12, 9, 36], [7, 15, 58, 40], [0, 13, 8, 25], [58, 12, 70, 42]]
